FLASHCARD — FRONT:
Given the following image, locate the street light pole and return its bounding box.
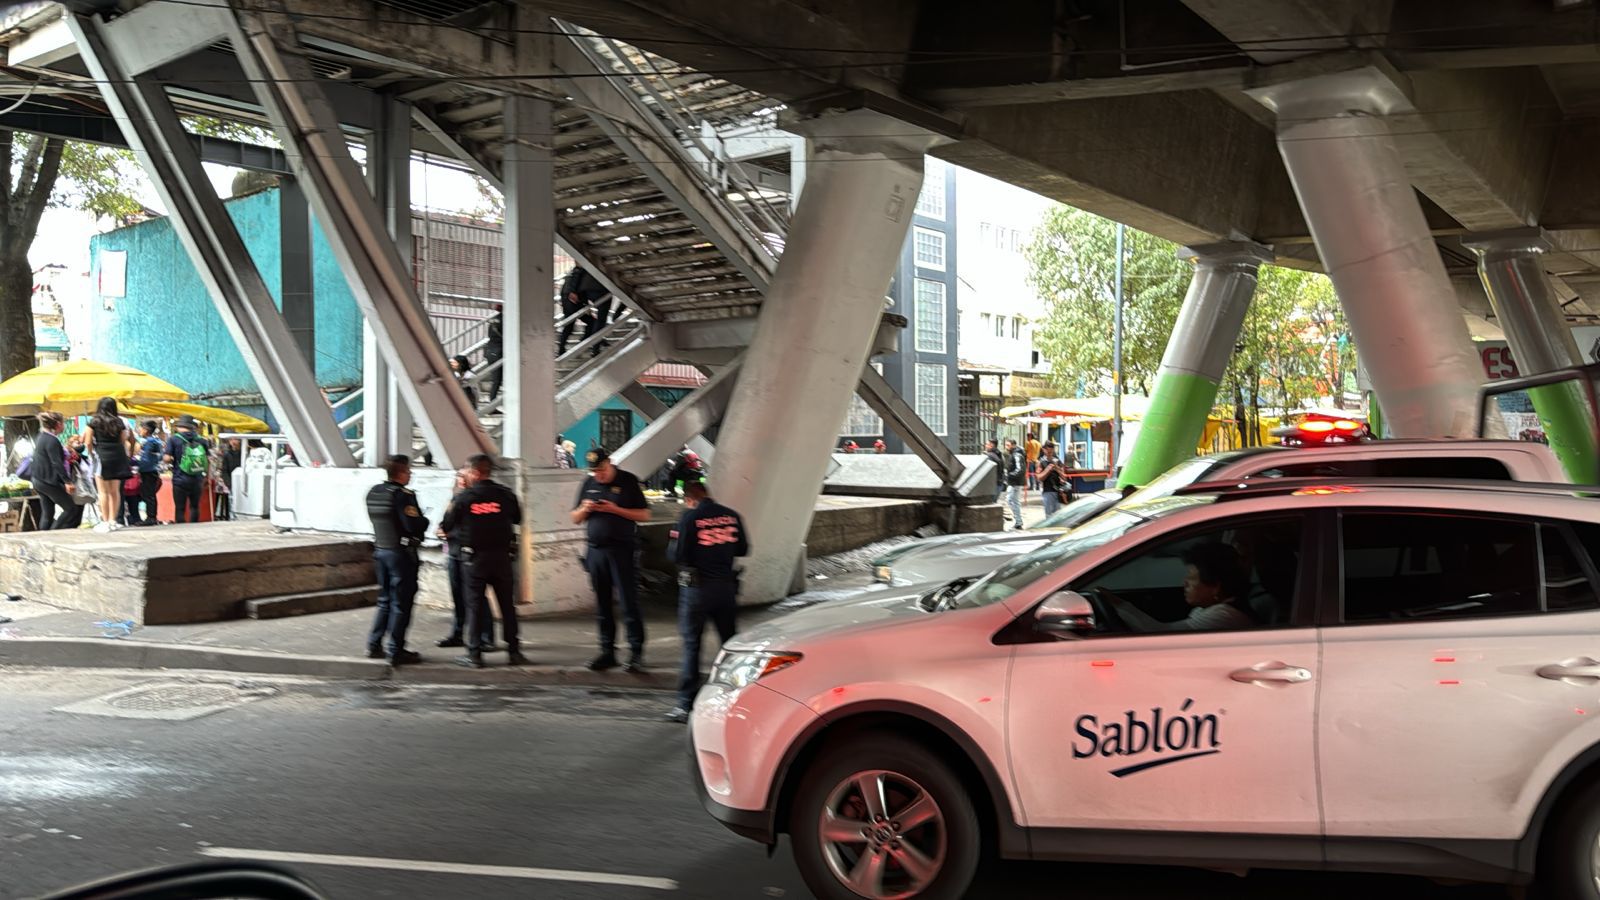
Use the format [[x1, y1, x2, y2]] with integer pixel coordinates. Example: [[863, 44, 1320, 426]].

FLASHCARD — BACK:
[[1112, 222, 1125, 475]]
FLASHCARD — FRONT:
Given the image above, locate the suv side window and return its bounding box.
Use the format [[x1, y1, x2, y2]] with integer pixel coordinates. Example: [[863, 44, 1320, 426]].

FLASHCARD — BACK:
[[1340, 513, 1539, 622], [1258, 457, 1512, 480], [1074, 517, 1303, 634], [1543, 522, 1600, 612]]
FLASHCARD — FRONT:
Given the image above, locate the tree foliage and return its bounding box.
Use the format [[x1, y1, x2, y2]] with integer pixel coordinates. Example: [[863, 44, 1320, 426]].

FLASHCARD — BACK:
[[1024, 206, 1355, 442]]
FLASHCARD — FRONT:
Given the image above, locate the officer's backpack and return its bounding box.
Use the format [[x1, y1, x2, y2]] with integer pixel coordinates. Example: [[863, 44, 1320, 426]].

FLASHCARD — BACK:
[[177, 435, 209, 476]]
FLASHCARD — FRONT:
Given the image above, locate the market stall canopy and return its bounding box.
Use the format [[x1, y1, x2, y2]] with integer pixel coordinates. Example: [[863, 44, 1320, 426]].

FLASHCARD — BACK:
[[0, 359, 188, 416], [123, 401, 269, 433], [998, 396, 1155, 422]]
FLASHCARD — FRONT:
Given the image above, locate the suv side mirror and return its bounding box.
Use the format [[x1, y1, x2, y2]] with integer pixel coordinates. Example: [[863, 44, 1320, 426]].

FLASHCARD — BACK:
[[1035, 590, 1095, 637]]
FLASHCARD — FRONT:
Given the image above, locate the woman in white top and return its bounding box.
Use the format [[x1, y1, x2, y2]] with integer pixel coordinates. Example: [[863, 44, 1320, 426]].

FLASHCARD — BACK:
[[1107, 542, 1256, 633]]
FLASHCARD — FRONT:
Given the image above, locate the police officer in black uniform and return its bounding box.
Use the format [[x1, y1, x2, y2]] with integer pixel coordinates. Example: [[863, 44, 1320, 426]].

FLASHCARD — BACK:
[[435, 466, 493, 651], [666, 481, 750, 722], [571, 447, 651, 672], [444, 454, 526, 668], [365, 454, 429, 665]]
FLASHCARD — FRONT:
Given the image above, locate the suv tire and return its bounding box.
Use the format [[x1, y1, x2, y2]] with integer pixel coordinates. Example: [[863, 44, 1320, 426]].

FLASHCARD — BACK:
[[1542, 775, 1600, 900], [789, 731, 980, 900]]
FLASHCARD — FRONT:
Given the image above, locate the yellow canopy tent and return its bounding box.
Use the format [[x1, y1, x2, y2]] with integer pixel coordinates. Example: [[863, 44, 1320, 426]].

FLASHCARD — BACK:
[[122, 401, 269, 433], [0, 359, 188, 416]]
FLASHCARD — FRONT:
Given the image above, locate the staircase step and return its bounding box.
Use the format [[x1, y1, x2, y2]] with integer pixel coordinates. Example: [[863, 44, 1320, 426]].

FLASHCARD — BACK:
[[246, 585, 381, 620]]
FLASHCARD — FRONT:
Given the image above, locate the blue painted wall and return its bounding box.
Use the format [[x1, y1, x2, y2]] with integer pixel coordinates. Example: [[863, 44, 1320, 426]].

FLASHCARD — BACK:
[[87, 187, 364, 401]]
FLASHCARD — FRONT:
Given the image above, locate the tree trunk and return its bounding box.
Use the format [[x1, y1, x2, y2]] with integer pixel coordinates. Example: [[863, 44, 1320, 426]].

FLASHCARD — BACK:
[[0, 244, 33, 455]]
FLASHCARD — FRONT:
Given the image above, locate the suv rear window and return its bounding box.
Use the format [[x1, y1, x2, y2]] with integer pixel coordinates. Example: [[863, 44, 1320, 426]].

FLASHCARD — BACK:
[[1259, 457, 1512, 480]]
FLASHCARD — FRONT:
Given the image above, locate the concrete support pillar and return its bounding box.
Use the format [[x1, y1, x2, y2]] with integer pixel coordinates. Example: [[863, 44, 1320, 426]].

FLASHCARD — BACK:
[[363, 95, 414, 462], [1118, 241, 1271, 488], [713, 117, 938, 601], [502, 93, 558, 463], [1463, 228, 1598, 480], [1250, 66, 1481, 437]]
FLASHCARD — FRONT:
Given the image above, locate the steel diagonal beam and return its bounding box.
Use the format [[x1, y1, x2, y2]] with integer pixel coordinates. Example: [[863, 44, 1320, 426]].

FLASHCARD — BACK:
[[227, 10, 491, 469], [613, 359, 742, 474], [855, 365, 965, 489], [67, 12, 355, 467]]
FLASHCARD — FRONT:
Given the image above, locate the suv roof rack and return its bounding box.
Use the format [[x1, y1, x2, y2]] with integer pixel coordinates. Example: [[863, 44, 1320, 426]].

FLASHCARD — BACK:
[[1175, 476, 1600, 502]]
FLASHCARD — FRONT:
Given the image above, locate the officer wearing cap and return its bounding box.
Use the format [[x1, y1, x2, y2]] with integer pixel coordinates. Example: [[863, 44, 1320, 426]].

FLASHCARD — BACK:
[[365, 454, 429, 665], [445, 454, 527, 668], [665, 481, 749, 723], [571, 447, 651, 672]]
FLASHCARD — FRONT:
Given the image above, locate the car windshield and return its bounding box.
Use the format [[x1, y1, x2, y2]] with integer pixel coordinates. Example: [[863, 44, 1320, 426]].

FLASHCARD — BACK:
[[1037, 491, 1120, 529], [1119, 456, 1226, 504], [953, 496, 1216, 609]]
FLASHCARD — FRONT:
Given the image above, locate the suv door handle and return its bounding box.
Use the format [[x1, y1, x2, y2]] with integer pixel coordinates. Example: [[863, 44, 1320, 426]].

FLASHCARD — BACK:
[[1229, 662, 1313, 685], [1537, 658, 1600, 681]]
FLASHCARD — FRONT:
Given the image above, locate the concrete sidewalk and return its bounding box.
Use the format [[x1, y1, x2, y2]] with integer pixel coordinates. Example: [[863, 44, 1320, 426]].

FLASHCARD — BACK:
[[0, 595, 789, 690]]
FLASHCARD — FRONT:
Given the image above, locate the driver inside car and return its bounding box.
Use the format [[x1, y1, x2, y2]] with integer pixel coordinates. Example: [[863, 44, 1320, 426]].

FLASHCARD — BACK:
[[1102, 542, 1256, 632]]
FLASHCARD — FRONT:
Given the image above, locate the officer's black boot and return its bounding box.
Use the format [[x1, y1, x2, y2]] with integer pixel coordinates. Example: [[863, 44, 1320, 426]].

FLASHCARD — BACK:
[[507, 648, 530, 666], [587, 652, 618, 672]]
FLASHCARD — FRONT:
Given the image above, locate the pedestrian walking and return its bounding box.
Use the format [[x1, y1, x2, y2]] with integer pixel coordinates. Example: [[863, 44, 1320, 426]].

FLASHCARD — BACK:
[[449, 354, 478, 407], [365, 454, 429, 665], [571, 447, 651, 672], [1024, 431, 1041, 490], [31, 411, 76, 531], [665, 481, 749, 723], [435, 467, 493, 652], [1038, 443, 1064, 518], [163, 415, 210, 524], [983, 439, 1004, 506], [133, 420, 162, 525], [1003, 437, 1026, 530], [218, 437, 242, 520], [482, 312, 504, 402], [88, 397, 135, 533], [446, 455, 526, 668]]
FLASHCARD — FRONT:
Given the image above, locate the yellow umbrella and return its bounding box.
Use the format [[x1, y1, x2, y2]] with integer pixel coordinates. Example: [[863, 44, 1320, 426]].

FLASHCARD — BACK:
[[123, 401, 269, 434], [0, 359, 188, 417]]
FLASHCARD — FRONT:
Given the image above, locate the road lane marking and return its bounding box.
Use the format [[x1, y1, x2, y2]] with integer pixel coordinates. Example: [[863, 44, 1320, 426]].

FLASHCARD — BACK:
[[199, 847, 679, 891]]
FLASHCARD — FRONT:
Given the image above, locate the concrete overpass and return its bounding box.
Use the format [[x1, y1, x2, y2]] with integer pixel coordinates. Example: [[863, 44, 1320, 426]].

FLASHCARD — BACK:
[[1, 0, 1592, 602]]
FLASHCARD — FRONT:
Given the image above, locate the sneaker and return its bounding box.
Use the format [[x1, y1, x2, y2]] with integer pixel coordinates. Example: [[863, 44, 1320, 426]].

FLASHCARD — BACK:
[[623, 653, 645, 674], [455, 653, 486, 669], [92, 521, 112, 533], [390, 649, 423, 666], [587, 653, 619, 672], [436, 636, 464, 648], [664, 707, 690, 724], [507, 651, 530, 666], [366, 646, 385, 660]]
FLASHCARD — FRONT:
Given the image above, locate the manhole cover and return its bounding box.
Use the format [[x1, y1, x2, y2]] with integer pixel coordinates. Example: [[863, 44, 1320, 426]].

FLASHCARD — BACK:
[[55, 681, 275, 722], [106, 684, 243, 712]]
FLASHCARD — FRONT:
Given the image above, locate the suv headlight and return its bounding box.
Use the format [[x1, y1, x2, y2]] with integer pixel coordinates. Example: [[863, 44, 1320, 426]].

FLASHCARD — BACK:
[[709, 650, 803, 690]]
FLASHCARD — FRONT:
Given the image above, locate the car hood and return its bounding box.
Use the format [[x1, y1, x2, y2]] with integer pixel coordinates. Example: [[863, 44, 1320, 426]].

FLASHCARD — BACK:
[[726, 585, 936, 651]]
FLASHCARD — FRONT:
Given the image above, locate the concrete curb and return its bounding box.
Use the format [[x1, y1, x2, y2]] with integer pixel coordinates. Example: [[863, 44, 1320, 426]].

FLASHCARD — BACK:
[[391, 661, 677, 691], [0, 637, 388, 679], [0, 638, 679, 690]]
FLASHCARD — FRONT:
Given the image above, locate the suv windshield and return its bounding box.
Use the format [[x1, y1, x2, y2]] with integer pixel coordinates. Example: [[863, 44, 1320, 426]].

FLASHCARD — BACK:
[[1121, 456, 1229, 504], [955, 496, 1216, 608]]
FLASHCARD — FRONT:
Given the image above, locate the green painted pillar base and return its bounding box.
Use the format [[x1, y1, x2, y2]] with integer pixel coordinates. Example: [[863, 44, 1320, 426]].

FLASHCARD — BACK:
[[1117, 371, 1221, 488], [1527, 382, 1600, 483]]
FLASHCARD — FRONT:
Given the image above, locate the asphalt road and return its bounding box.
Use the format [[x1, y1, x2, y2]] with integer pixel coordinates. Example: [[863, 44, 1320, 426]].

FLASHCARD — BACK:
[[0, 670, 1515, 900]]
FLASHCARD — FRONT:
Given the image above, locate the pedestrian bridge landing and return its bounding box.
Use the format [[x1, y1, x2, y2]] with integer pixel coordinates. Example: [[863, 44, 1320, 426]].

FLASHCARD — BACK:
[[0, 521, 375, 625]]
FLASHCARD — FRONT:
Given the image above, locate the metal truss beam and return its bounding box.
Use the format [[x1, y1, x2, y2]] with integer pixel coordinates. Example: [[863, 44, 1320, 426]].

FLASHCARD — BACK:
[[0, 103, 292, 173], [68, 11, 355, 467], [228, 10, 491, 468]]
